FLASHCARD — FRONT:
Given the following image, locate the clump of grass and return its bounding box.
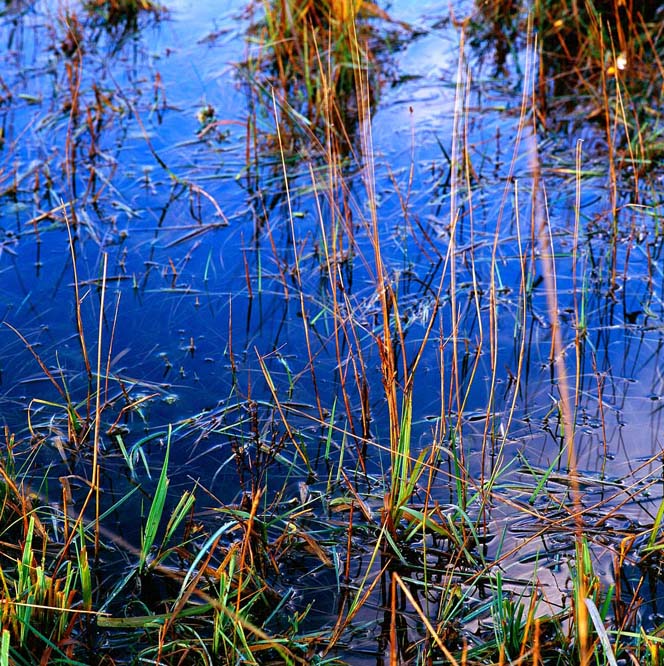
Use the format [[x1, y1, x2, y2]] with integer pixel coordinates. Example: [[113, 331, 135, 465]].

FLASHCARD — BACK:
[[94, 438, 310, 664], [0, 422, 323, 664], [241, 0, 407, 154], [535, 0, 663, 93], [466, 0, 664, 180], [534, 0, 664, 172], [84, 0, 164, 30], [256, 0, 368, 99], [0, 442, 91, 663], [1, 517, 80, 661]]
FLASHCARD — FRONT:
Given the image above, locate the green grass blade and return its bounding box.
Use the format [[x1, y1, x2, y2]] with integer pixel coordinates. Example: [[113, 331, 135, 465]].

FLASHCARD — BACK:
[[139, 425, 171, 572], [0, 629, 9, 666], [647, 494, 664, 550], [77, 522, 92, 611], [176, 520, 236, 602], [163, 490, 195, 545]]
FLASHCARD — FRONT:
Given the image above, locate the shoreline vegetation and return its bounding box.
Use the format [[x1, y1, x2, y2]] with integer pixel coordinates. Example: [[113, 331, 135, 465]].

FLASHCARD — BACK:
[[1, 0, 664, 664]]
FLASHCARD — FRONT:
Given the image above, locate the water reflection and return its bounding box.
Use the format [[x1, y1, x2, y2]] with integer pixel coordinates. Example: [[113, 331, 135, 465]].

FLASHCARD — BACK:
[[0, 0, 664, 661]]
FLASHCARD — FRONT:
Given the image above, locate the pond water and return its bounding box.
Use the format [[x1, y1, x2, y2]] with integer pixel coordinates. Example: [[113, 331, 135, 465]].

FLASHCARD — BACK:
[[1, 0, 664, 662]]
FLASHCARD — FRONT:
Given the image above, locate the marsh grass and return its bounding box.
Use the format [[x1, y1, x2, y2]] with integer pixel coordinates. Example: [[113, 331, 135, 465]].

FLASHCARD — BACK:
[[3, 0, 664, 664], [0, 450, 90, 663], [243, 4, 664, 664], [240, 0, 409, 162]]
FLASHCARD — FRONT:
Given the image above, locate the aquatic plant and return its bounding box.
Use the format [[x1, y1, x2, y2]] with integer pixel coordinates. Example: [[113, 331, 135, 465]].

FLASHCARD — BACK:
[[2, 0, 664, 664], [534, 0, 664, 184], [84, 0, 164, 28], [240, 0, 408, 158], [0, 438, 90, 663]]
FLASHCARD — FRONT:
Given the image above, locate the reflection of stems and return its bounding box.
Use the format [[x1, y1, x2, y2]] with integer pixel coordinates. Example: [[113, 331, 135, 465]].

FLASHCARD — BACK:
[[530, 133, 590, 664], [64, 47, 82, 225], [93, 252, 108, 556], [272, 91, 324, 424], [66, 217, 92, 420]]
